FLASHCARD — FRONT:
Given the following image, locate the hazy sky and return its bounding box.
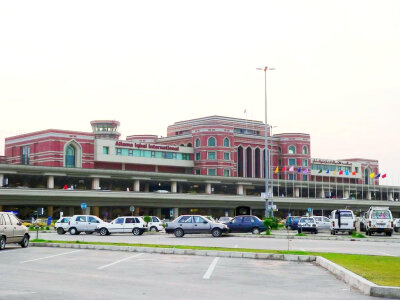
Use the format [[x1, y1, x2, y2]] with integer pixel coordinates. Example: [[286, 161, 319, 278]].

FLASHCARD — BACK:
[[1, 1, 399, 184]]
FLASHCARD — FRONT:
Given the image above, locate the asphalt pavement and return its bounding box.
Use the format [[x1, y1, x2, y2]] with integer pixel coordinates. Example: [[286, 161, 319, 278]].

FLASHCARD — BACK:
[[1, 247, 375, 299]]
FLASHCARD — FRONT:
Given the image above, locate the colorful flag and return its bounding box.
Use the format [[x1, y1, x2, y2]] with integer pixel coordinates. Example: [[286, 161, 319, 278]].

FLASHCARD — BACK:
[[303, 168, 309, 174], [289, 166, 294, 172], [370, 172, 375, 178], [339, 170, 343, 175], [382, 174, 387, 178], [326, 170, 330, 174], [318, 169, 322, 173], [333, 171, 337, 175], [345, 170, 349, 175], [297, 167, 302, 173], [275, 166, 279, 173], [282, 166, 286, 172], [375, 173, 381, 178], [352, 171, 356, 175]]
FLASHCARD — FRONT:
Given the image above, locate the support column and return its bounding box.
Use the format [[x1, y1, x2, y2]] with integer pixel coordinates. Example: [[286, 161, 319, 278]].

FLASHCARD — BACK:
[[145, 183, 149, 192], [319, 188, 325, 198], [47, 206, 54, 218], [243, 149, 247, 177], [173, 208, 179, 219], [206, 183, 212, 194], [121, 163, 125, 171], [47, 176, 54, 189], [367, 191, 371, 200], [68, 207, 74, 216], [207, 208, 213, 217], [155, 207, 162, 218], [0, 205, 2, 211], [0, 174, 4, 187], [92, 206, 100, 217], [236, 184, 244, 195], [229, 208, 235, 217], [178, 184, 183, 193], [268, 186, 273, 197], [133, 180, 140, 192], [388, 192, 394, 201], [344, 189, 350, 198], [92, 177, 100, 190], [171, 181, 177, 193], [294, 187, 300, 197]]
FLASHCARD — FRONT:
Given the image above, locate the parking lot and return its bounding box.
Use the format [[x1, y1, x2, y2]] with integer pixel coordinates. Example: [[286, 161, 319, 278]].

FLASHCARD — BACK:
[[36, 231, 400, 257], [1, 246, 375, 299]]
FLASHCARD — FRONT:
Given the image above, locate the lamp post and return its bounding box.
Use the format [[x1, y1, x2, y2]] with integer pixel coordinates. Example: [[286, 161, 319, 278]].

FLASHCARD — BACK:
[[257, 66, 275, 217]]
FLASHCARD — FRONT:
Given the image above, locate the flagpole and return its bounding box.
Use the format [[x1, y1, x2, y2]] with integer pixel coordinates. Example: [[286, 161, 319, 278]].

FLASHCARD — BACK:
[[285, 169, 287, 197], [314, 172, 316, 199], [361, 171, 363, 200], [335, 172, 337, 199], [307, 170, 310, 198]]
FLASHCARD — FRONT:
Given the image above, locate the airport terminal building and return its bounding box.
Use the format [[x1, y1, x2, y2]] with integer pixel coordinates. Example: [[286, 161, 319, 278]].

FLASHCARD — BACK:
[[0, 116, 398, 220]]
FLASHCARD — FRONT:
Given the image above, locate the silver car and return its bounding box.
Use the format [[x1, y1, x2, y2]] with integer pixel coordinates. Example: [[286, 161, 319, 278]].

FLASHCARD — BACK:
[[55, 216, 71, 235], [68, 215, 105, 235], [0, 212, 30, 250], [165, 215, 228, 237]]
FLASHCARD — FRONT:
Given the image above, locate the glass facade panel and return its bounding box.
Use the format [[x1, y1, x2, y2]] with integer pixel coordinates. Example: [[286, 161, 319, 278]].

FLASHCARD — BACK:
[[103, 146, 109, 154], [208, 152, 216, 160], [208, 169, 216, 176], [195, 139, 200, 147], [223, 138, 230, 147], [65, 145, 76, 168], [195, 152, 201, 160], [21, 146, 30, 165], [289, 158, 296, 166], [302, 159, 308, 166], [224, 169, 230, 176], [114, 147, 191, 161], [224, 152, 230, 160], [288, 146, 296, 154], [208, 137, 216, 146]]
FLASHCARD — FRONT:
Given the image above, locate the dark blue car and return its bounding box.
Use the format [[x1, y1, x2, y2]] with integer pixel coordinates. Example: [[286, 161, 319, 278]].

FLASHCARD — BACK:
[[286, 216, 301, 230], [226, 215, 266, 234]]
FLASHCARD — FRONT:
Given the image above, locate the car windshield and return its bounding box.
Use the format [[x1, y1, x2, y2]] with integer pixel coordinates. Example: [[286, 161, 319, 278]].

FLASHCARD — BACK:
[[300, 218, 314, 223], [371, 210, 391, 219], [293, 217, 301, 221]]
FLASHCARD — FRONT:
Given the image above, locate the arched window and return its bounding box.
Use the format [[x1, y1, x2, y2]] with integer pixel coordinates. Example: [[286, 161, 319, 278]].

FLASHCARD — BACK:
[[278, 147, 282, 154], [223, 137, 230, 147], [302, 146, 308, 155], [208, 137, 216, 147], [195, 139, 200, 147], [65, 144, 76, 168], [288, 145, 296, 154], [187, 142, 192, 147]]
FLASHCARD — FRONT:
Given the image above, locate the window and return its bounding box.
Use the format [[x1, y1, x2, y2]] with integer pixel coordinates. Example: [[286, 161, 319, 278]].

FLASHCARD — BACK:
[[303, 175, 308, 181], [21, 146, 30, 165], [223, 138, 230, 147], [302, 159, 308, 167], [224, 169, 230, 177], [134, 217, 140, 223], [152, 217, 159, 222], [88, 217, 99, 223], [9, 214, 20, 225], [289, 174, 294, 180], [355, 167, 359, 173], [224, 152, 230, 160], [193, 216, 206, 223], [208, 137, 216, 147], [232, 217, 243, 223], [195, 138, 200, 147], [278, 159, 282, 167], [288, 145, 296, 154], [0, 215, 3, 225], [128, 149, 134, 156], [103, 146, 109, 154], [208, 169, 217, 176], [115, 218, 124, 224], [178, 216, 192, 223], [208, 152, 216, 160], [116, 148, 122, 155], [195, 152, 201, 160], [76, 216, 86, 222], [194, 169, 201, 175], [65, 144, 76, 168], [302, 146, 308, 155], [288, 158, 296, 166], [243, 216, 252, 223], [278, 147, 282, 154], [125, 218, 136, 224]]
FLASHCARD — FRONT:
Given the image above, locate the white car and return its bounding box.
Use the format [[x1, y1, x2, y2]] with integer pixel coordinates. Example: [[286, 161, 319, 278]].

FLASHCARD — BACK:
[[97, 216, 147, 236], [365, 207, 394, 236], [68, 215, 105, 235], [314, 216, 330, 230], [330, 210, 355, 235], [141, 216, 164, 232], [394, 219, 399, 233], [55, 216, 71, 234]]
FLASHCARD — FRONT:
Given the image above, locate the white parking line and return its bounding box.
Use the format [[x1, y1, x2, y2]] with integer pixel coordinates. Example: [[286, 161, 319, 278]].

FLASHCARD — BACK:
[[97, 253, 144, 270], [233, 245, 238, 248], [20, 250, 82, 263], [203, 257, 220, 280]]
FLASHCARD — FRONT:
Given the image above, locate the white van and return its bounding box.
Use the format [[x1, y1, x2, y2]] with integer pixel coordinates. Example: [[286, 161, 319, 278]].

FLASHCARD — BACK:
[[364, 207, 393, 236], [330, 209, 355, 235]]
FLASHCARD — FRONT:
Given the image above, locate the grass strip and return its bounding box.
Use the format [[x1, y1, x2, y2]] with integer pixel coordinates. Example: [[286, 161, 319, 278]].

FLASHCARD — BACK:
[[31, 239, 400, 286]]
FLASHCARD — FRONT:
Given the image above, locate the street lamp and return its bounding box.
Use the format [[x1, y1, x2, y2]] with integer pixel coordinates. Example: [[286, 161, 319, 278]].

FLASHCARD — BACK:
[[257, 66, 275, 217]]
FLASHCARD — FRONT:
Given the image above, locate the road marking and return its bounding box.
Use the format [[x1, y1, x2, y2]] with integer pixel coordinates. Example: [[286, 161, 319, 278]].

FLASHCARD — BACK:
[[378, 251, 392, 256], [233, 245, 238, 248], [97, 253, 144, 270], [203, 257, 220, 280], [20, 250, 81, 263]]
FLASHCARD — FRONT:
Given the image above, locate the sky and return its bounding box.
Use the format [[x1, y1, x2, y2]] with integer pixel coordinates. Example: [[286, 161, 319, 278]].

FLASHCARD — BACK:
[[0, 0, 399, 184]]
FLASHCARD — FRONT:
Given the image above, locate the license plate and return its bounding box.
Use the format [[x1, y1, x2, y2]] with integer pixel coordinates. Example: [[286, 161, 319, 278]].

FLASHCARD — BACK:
[[341, 223, 348, 225]]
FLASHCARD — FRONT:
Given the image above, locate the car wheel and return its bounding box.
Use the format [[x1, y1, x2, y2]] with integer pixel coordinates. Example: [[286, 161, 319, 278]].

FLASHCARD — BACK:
[[0, 236, 6, 250], [20, 235, 29, 248], [69, 227, 79, 235], [315, 230, 318, 234], [298, 230, 301, 234], [251, 227, 260, 235], [132, 228, 141, 236], [174, 228, 184, 238], [212, 228, 222, 237], [150, 226, 158, 232], [386, 232, 392, 237], [331, 230, 335, 235], [395, 228, 398, 233], [57, 227, 65, 235], [99, 228, 108, 236]]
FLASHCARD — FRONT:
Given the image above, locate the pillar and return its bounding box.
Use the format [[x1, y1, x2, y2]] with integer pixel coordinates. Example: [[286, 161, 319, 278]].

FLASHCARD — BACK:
[[68, 207, 74, 216], [0, 205, 3, 211], [229, 208, 235, 217], [171, 181, 177, 193], [121, 163, 125, 171], [133, 180, 140, 192], [319, 188, 325, 198], [0, 174, 3, 187], [92, 206, 100, 217], [145, 183, 149, 192], [92, 177, 100, 190], [47, 206, 54, 218], [134, 207, 140, 216], [344, 189, 350, 198], [367, 191, 371, 200], [236, 184, 244, 195], [155, 207, 162, 218], [294, 187, 300, 197], [155, 165, 159, 172], [207, 208, 213, 217], [173, 207, 179, 219], [389, 192, 394, 201], [178, 184, 183, 193], [206, 183, 212, 194], [47, 176, 54, 189], [268, 186, 273, 197]]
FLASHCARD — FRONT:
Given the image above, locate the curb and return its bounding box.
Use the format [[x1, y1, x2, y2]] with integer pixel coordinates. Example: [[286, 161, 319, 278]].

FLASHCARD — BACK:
[[31, 242, 400, 298]]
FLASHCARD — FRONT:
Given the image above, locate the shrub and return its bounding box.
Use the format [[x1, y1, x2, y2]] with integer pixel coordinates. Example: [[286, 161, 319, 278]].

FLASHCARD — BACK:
[[263, 217, 280, 235], [143, 216, 152, 223], [46, 226, 50, 230], [296, 233, 306, 237], [351, 232, 366, 238]]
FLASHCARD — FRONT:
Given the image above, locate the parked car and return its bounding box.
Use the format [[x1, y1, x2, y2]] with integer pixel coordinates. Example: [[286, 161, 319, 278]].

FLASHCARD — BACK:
[[97, 216, 147, 236], [0, 212, 30, 250], [364, 207, 394, 236], [218, 217, 233, 224], [55, 216, 71, 234], [226, 215, 266, 234], [394, 219, 399, 233], [140, 216, 164, 232], [286, 216, 301, 230], [314, 216, 330, 230], [298, 217, 318, 234], [330, 209, 355, 235], [68, 215, 105, 235], [165, 215, 228, 237]]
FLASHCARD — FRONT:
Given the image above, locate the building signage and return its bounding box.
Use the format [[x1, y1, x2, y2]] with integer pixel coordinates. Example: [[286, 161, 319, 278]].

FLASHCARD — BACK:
[[115, 141, 179, 152], [312, 159, 351, 166]]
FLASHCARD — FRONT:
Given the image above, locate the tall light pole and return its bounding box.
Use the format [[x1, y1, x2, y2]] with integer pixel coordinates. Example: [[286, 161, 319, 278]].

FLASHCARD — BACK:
[[257, 66, 274, 217]]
